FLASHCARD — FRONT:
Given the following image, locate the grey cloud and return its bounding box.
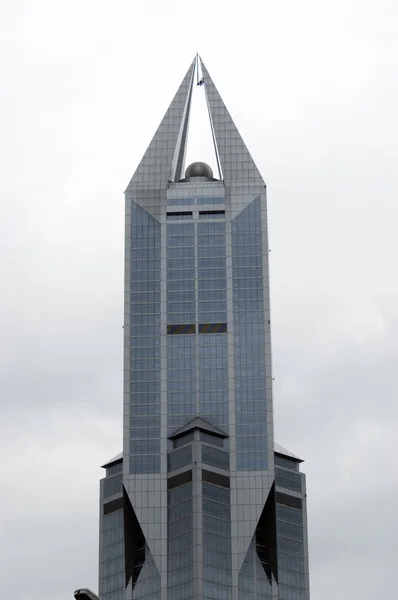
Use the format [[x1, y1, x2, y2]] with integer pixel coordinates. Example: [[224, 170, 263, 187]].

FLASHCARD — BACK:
[[1, 0, 397, 598]]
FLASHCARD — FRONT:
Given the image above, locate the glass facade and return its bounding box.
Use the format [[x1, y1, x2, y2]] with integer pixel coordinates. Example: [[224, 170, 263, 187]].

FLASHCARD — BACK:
[[275, 455, 299, 472], [133, 549, 161, 600], [99, 467, 125, 600], [167, 196, 225, 207], [129, 201, 161, 474], [103, 473, 123, 499], [200, 431, 224, 448], [167, 334, 197, 434], [167, 445, 193, 472], [276, 501, 307, 600], [239, 540, 273, 600], [106, 461, 123, 477], [167, 483, 194, 600], [232, 198, 268, 471], [275, 459, 309, 600], [121, 193, 308, 598], [198, 334, 228, 430], [202, 481, 232, 600], [99, 449, 309, 600], [275, 468, 302, 493], [166, 215, 229, 434], [167, 223, 196, 325], [100, 509, 125, 600], [197, 221, 227, 323], [201, 444, 229, 470]]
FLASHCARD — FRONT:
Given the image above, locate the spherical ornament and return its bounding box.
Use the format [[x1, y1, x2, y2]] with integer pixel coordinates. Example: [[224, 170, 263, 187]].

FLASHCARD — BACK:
[[184, 162, 213, 179]]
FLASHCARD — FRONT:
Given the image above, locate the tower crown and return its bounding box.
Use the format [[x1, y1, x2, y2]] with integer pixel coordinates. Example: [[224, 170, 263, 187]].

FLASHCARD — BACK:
[[126, 55, 265, 220]]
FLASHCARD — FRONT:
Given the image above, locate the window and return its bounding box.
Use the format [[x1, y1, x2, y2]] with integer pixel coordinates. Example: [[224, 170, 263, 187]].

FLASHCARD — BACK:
[[198, 210, 225, 219], [275, 454, 299, 472], [167, 324, 195, 334], [167, 211, 193, 220], [199, 323, 227, 334], [167, 446, 193, 472], [275, 467, 302, 493], [202, 445, 230, 470]]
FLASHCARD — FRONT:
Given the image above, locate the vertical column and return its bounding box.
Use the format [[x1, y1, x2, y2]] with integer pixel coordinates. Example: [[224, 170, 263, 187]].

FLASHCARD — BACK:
[[160, 215, 168, 600], [192, 432, 203, 600], [302, 475, 311, 600]]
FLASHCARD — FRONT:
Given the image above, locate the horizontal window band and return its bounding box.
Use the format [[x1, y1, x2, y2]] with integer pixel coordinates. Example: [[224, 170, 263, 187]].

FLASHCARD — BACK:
[[103, 496, 123, 515], [276, 492, 302, 510], [166, 211, 193, 220], [202, 469, 230, 488], [167, 470, 193, 490], [167, 211, 193, 217], [167, 324, 196, 334], [199, 210, 225, 216], [199, 323, 227, 334], [167, 197, 224, 205], [166, 323, 228, 334]]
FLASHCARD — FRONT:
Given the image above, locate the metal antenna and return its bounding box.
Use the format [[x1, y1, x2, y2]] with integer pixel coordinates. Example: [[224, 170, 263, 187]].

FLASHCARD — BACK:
[[196, 52, 200, 85], [196, 54, 204, 86]]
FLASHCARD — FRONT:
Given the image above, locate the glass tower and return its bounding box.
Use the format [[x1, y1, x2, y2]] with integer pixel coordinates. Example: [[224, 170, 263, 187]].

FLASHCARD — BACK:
[[98, 57, 310, 600]]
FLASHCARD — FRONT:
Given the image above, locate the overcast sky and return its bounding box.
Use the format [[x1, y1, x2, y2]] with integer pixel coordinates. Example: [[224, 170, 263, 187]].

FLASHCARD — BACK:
[[1, 1, 398, 598]]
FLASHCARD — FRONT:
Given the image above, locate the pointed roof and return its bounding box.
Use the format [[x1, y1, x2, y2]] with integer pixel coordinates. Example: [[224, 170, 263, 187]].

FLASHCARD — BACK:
[[169, 417, 228, 440], [274, 443, 303, 463], [125, 56, 266, 220], [200, 57, 264, 188], [126, 58, 195, 192], [101, 451, 122, 469]]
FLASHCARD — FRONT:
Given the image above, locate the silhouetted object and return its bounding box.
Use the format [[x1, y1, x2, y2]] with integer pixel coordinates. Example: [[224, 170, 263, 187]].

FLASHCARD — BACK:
[[74, 589, 101, 600]]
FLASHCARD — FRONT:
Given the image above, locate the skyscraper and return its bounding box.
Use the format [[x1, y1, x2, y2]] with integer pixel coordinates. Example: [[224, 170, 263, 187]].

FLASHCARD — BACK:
[[98, 57, 310, 600]]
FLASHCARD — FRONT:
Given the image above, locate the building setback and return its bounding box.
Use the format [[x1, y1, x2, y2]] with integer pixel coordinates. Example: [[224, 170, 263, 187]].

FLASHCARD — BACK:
[[98, 56, 310, 600]]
